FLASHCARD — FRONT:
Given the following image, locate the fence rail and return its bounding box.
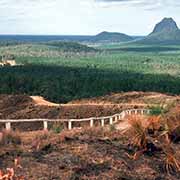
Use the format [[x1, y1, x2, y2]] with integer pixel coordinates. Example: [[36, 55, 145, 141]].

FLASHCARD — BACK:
[[0, 109, 150, 131]]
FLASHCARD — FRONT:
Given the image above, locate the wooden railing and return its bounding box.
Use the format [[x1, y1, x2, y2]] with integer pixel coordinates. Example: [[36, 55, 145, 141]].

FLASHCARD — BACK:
[[0, 109, 150, 131]]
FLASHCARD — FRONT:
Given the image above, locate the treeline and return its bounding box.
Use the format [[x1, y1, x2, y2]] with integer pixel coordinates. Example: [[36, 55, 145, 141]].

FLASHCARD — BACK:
[[0, 65, 179, 103], [43, 41, 98, 52], [0, 40, 23, 47], [0, 40, 98, 53]]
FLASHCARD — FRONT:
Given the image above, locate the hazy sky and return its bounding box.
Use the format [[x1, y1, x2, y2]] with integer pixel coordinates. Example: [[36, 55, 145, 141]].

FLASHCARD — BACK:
[[0, 0, 180, 35]]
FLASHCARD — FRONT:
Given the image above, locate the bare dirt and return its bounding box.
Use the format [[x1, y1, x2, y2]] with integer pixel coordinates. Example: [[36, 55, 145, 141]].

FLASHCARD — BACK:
[[31, 96, 59, 107], [0, 92, 179, 179], [0, 127, 179, 180], [0, 92, 179, 120], [0, 92, 179, 131], [69, 91, 179, 105]]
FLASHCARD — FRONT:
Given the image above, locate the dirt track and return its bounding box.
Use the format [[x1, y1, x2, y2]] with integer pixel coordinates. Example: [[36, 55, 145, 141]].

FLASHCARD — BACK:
[[0, 92, 179, 179], [0, 92, 179, 120]]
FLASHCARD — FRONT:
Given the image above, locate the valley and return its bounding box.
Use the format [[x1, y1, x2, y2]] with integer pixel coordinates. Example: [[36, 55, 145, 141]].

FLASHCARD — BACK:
[[0, 17, 180, 180]]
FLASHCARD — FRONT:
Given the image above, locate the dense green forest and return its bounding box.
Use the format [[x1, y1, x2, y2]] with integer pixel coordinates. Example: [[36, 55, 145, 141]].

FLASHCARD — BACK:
[[0, 42, 180, 103], [0, 65, 179, 103]]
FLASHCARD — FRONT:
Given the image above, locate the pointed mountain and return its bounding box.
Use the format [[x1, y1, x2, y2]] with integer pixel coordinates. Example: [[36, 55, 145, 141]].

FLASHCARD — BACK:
[[151, 17, 178, 34], [137, 18, 180, 45], [90, 31, 133, 43]]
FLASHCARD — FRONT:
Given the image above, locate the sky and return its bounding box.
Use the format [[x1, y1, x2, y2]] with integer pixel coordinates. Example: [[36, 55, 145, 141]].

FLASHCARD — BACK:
[[0, 0, 180, 35]]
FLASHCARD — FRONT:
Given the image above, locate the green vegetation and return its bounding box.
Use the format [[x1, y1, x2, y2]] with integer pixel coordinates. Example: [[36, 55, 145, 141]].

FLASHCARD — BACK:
[[51, 122, 64, 134], [0, 42, 180, 103], [90, 31, 133, 43], [149, 106, 165, 116], [44, 41, 97, 52]]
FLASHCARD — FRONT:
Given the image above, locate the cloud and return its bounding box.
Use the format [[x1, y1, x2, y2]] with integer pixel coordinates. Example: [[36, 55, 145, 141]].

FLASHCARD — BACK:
[[0, 0, 180, 35], [95, 0, 180, 10]]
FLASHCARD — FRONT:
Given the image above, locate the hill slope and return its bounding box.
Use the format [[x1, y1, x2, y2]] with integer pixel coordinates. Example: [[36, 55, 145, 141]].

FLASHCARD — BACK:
[[90, 31, 134, 43], [138, 18, 180, 44]]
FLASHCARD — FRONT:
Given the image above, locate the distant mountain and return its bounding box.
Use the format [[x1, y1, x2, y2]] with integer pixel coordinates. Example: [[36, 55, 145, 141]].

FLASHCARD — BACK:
[[90, 31, 134, 43], [151, 17, 178, 33], [138, 18, 180, 44]]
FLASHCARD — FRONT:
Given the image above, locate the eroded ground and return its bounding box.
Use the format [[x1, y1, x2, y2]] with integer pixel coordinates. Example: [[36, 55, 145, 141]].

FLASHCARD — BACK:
[[0, 126, 179, 180]]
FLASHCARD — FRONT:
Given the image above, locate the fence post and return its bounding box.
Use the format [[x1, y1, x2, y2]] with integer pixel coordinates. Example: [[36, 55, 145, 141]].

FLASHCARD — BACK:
[[101, 119, 104, 127], [115, 116, 118, 122], [109, 117, 113, 125], [122, 111, 126, 119], [90, 119, 94, 127], [43, 121, 48, 130], [5, 122, 11, 131], [68, 121, 72, 130]]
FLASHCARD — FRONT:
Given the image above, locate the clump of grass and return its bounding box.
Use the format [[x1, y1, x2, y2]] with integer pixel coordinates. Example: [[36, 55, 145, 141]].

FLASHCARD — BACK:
[[164, 152, 180, 174], [147, 115, 162, 135], [165, 106, 180, 143], [38, 131, 51, 140], [85, 127, 105, 137], [109, 124, 116, 131], [127, 110, 180, 175], [128, 115, 147, 149], [31, 131, 52, 151], [51, 122, 64, 134], [0, 130, 21, 146], [149, 105, 165, 116]]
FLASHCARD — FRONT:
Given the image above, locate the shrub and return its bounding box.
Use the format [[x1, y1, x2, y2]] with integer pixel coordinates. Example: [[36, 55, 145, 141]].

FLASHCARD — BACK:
[[128, 115, 147, 149], [0, 130, 21, 145], [109, 124, 116, 131], [164, 105, 180, 143], [147, 115, 162, 135], [51, 122, 64, 134], [164, 152, 180, 174], [149, 106, 165, 116]]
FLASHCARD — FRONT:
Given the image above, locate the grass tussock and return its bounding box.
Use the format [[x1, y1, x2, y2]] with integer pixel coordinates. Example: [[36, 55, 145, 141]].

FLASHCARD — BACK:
[[0, 130, 21, 146], [128, 115, 147, 149], [164, 152, 180, 175], [127, 109, 180, 174], [51, 122, 64, 134], [165, 105, 180, 143]]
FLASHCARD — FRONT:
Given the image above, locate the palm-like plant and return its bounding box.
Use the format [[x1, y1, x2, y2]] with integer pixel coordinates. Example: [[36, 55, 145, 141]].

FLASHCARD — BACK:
[[128, 116, 147, 149]]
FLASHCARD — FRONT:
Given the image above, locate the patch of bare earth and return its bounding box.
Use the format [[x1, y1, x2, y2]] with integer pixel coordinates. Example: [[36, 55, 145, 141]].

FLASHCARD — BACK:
[[0, 92, 179, 131], [0, 92, 179, 179], [31, 96, 59, 107], [0, 126, 179, 180]]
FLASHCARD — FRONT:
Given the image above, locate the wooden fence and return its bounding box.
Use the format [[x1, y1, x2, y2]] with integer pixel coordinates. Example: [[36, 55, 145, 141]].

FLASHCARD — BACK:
[[0, 109, 150, 131]]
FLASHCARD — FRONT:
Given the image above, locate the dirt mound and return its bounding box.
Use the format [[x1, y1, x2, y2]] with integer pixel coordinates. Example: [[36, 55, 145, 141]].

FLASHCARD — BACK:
[[31, 96, 59, 106]]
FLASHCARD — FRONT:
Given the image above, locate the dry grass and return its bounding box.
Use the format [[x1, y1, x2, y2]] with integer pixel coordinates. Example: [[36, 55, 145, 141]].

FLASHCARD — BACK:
[[0, 130, 21, 146], [164, 152, 180, 175], [127, 109, 180, 175], [128, 115, 148, 149], [165, 105, 180, 143], [147, 115, 161, 133]]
